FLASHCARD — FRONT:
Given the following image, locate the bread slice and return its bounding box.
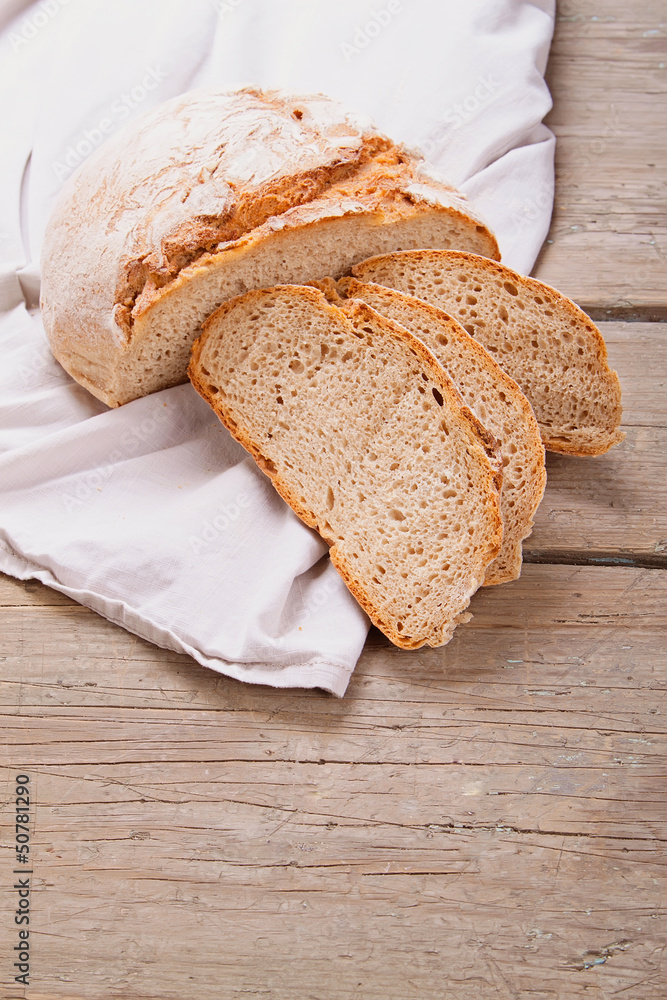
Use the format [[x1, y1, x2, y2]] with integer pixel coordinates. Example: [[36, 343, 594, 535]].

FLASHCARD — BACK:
[[189, 285, 503, 649], [40, 86, 498, 408], [337, 278, 546, 585], [351, 250, 624, 456]]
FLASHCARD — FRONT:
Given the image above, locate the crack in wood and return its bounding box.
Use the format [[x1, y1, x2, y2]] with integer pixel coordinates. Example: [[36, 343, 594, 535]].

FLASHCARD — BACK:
[[565, 938, 633, 971], [586, 306, 667, 322], [524, 551, 667, 570]]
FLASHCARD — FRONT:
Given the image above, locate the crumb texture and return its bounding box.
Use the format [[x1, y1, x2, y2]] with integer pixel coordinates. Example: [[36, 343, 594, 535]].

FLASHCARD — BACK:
[[351, 250, 624, 456], [190, 286, 503, 648], [339, 279, 546, 584]]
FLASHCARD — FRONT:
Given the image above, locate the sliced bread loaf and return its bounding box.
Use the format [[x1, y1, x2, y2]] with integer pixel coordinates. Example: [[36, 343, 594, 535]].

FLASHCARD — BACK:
[[351, 250, 624, 456], [189, 285, 503, 649], [337, 277, 546, 585], [41, 87, 498, 408]]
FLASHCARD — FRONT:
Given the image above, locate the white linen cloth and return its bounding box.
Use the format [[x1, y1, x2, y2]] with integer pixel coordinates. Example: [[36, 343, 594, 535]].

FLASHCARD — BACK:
[[0, 0, 555, 696]]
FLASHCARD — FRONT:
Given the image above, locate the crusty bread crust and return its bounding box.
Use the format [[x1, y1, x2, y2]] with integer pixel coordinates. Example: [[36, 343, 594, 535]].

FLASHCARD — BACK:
[[41, 87, 498, 408], [351, 250, 624, 457], [189, 285, 503, 649], [132, 196, 497, 325]]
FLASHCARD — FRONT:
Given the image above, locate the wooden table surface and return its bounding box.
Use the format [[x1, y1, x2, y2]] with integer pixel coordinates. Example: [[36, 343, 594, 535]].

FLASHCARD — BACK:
[[2, 3, 666, 997]]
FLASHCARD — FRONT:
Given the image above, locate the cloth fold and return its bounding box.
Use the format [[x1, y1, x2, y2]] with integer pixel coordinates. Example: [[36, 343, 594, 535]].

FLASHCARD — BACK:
[[0, 0, 555, 695]]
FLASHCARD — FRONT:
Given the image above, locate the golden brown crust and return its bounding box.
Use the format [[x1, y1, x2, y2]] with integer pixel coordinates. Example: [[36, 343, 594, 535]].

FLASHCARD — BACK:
[[304, 277, 345, 303], [125, 142, 494, 322], [131, 199, 498, 326], [42, 87, 500, 412], [129, 151, 499, 325]]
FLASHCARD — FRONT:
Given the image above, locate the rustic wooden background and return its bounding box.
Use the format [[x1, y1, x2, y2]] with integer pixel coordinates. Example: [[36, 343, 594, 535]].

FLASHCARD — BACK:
[[2, 2, 665, 997]]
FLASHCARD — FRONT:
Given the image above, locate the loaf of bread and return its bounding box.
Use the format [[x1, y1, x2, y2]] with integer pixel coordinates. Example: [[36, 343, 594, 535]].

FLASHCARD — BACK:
[[351, 250, 624, 456], [40, 87, 499, 408], [336, 278, 546, 585], [189, 285, 504, 649]]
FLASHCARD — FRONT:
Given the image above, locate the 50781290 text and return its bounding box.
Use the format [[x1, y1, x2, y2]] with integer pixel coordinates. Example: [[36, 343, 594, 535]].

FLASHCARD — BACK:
[[12, 774, 32, 987]]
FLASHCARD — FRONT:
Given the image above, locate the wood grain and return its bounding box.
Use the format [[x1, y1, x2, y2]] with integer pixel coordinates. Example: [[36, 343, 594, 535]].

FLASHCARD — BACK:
[[1, 564, 665, 1000], [1, 768, 664, 1000], [1, 564, 665, 765], [2, 4, 666, 998], [533, 0, 667, 314], [524, 321, 667, 566]]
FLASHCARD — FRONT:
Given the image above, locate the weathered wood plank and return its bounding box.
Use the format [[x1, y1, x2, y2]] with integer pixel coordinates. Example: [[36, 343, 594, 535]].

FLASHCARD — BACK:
[[5, 759, 666, 840], [0, 574, 73, 607], [8, 827, 666, 1000], [601, 323, 667, 429], [524, 321, 667, 565], [533, 0, 667, 313], [2, 558, 665, 998], [1, 566, 664, 767], [2, 559, 666, 998], [525, 423, 667, 566], [1, 758, 664, 997]]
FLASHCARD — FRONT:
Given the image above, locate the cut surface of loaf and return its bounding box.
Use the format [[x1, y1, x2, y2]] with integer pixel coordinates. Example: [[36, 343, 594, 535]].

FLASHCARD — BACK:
[[40, 86, 499, 408], [337, 278, 546, 585], [351, 250, 624, 456], [189, 285, 503, 649]]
